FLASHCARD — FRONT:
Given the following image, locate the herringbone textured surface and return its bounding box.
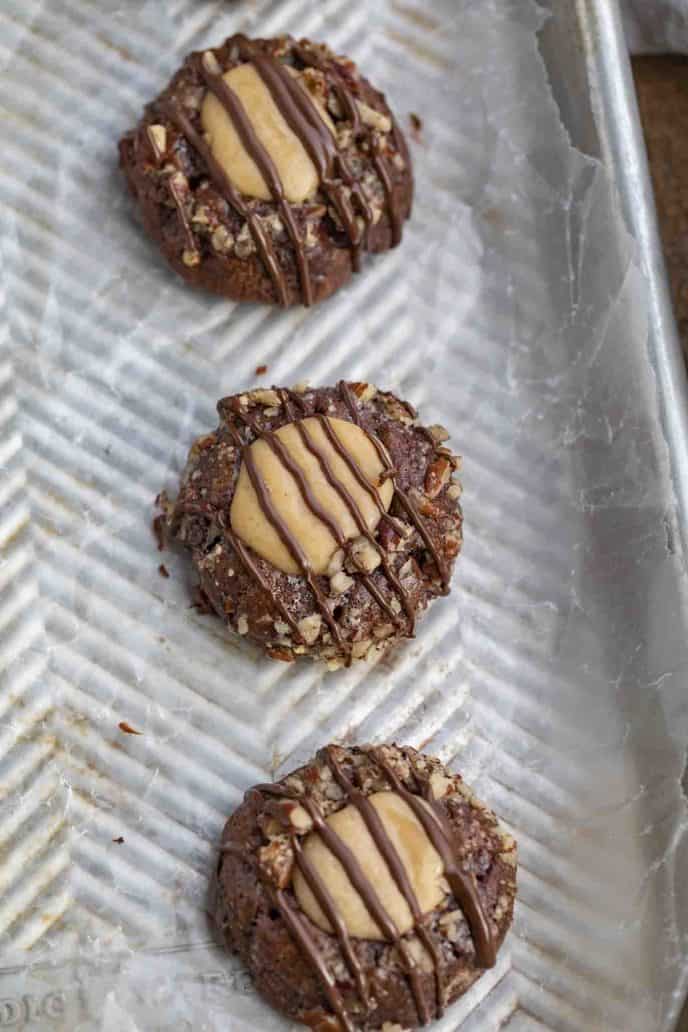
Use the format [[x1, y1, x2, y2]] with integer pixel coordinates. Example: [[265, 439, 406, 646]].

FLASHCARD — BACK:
[[1, 1, 687, 1029]]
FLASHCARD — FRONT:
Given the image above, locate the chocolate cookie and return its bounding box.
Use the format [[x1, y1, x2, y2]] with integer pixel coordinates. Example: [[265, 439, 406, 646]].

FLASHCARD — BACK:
[[119, 35, 412, 307], [214, 743, 517, 1030], [167, 381, 462, 669]]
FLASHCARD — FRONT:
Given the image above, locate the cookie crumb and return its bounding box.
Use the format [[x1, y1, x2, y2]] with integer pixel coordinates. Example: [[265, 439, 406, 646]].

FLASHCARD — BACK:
[[255, 364, 268, 376], [118, 721, 142, 736], [158, 563, 170, 578], [152, 514, 166, 551], [191, 585, 213, 614], [409, 112, 423, 141]]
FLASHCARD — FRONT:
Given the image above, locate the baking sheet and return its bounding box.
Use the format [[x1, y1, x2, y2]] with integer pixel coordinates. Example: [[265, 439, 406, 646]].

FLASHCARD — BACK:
[[622, 0, 688, 53], [1, 0, 688, 1029]]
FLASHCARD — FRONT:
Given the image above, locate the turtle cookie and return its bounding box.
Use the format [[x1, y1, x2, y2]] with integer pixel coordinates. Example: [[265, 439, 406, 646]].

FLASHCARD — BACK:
[[214, 743, 517, 1029], [167, 381, 462, 669], [119, 35, 413, 307]]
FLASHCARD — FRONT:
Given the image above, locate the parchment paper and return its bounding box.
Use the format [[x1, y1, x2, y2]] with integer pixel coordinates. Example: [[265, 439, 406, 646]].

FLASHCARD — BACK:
[[1, 1, 687, 1029]]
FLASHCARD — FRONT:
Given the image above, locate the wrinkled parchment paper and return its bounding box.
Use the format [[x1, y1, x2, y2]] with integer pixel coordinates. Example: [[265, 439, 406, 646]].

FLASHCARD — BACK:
[[1, 0, 687, 1029]]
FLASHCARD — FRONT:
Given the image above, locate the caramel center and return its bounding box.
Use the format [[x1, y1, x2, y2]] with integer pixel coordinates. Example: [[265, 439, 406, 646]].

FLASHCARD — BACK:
[[200, 62, 331, 203], [293, 791, 446, 940], [230, 416, 393, 576]]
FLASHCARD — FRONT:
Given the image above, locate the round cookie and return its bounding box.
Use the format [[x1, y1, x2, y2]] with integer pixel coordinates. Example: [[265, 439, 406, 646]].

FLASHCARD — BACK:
[[167, 381, 463, 669], [119, 34, 413, 307], [214, 743, 518, 1030]]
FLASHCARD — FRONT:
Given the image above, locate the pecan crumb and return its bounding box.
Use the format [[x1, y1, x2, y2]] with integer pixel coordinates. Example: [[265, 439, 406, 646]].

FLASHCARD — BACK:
[[158, 563, 169, 578], [425, 457, 451, 499], [118, 721, 142, 736], [267, 647, 295, 662], [255, 364, 268, 376], [152, 514, 166, 551], [258, 839, 294, 888]]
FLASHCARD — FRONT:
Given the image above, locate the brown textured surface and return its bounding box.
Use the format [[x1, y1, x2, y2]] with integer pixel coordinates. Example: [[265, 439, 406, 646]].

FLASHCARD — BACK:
[[168, 383, 463, 668], [214, 744, 517, 1030], [632, 55, 688, 350], [119, 35, 413, 307]]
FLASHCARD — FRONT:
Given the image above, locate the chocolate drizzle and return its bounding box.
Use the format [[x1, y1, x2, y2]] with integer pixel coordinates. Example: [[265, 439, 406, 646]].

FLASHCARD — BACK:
[[158, 36, 407, 305], [299, 795, 400, 942], [338, 382, 451, 593], [282, 388, 412, 627], [374, 750, 497, 969], [219, 382, 456, 654], [326, 748, 443, 1018], [230, 402, 345, 650], [146, 125, 198, 260], [316, 414, 392, 521], [298, 791, 432, 1026], [168, 175, 199, 259], [291, 410, 413, 631], [162, 99, 289, 305], [226, 397, 415, 656], [290, 41, 379, 261], [261, 422, 402, 630], [225, 525, 304, 643], [275, 886, 356, 1032], [292, 834, 370, 1008], [199, 50, 313, 305], [371, 142, 401, 248], [242, 431, 344, 648], [169, 483, 307, 639], [173, 384, 455, 661], [237, 37, 374, 273], [324, 749, 437, 1022], [246, 748, 496, 1028], [253, 782, 300, 798]]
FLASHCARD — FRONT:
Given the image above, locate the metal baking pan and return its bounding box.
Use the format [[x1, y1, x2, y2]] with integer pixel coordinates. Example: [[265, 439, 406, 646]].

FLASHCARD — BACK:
[[1, 0, 687, 1029]]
